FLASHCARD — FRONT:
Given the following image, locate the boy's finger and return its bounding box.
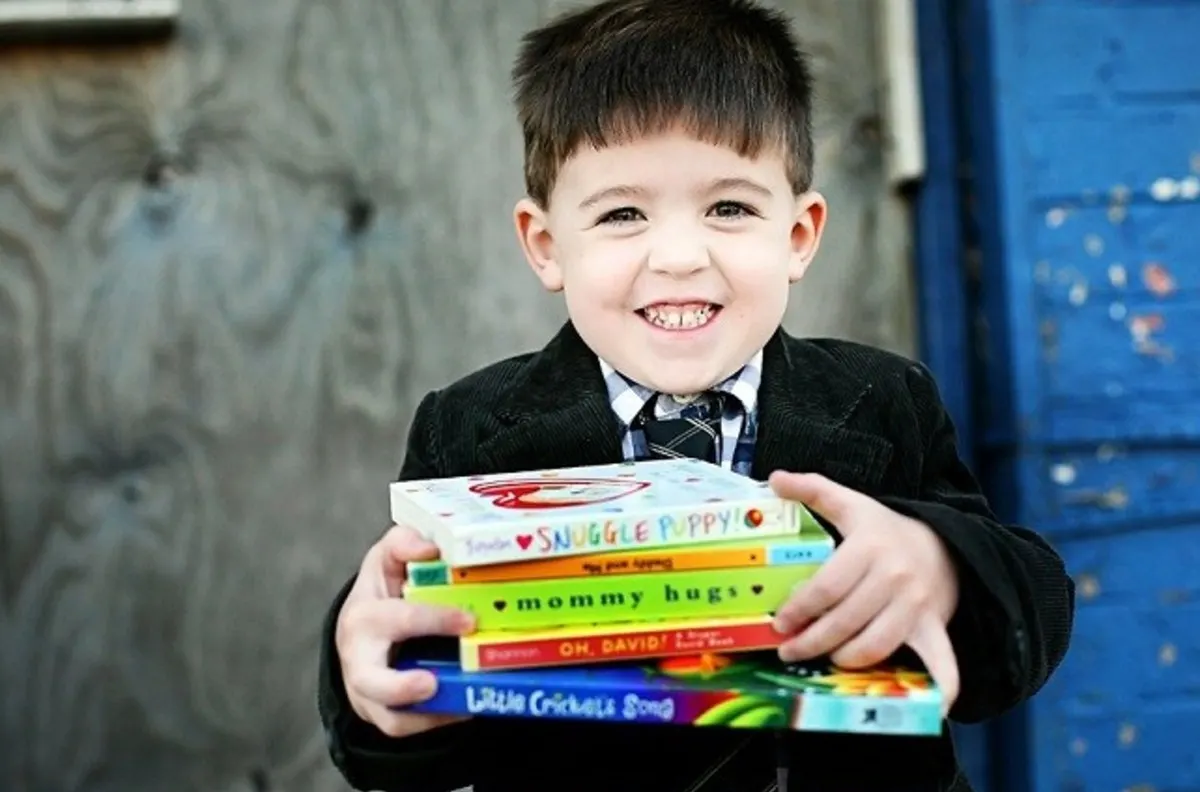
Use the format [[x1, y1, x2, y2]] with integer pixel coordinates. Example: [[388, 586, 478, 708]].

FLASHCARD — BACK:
[[347, 666, 439, 709], [906, 616, 960, 717], [345, 598, 474, 645], [777, 563, 889, 661], [829, 599, 910, 669], [768, 471, 859, 525], [398, 600, 476, 639], [367, 598, 475, 640], [379, 524, 441, 575], [772, 539, 871, 633], [367, 704, 468, 738]]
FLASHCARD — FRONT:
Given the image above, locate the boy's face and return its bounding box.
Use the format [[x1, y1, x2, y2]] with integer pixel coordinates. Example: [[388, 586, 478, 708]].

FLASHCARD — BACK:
[[514, 128, 826, 396]]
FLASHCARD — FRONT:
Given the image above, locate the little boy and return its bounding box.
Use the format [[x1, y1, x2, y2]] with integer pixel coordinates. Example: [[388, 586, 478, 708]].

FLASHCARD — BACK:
[[318, 1, 1074, 790]]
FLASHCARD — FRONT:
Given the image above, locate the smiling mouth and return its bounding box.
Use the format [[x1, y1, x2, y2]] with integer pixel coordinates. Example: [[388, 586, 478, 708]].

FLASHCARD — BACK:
[[637, 302, 721, 330]]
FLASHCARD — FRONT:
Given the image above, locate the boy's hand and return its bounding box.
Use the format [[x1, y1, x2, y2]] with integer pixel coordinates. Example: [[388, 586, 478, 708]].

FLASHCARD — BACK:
[[335, 525, 476, 737], [768, 471, 961, 713]]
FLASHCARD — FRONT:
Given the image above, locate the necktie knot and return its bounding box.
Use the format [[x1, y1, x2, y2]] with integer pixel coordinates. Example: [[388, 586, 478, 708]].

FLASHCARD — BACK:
[[637, 391, 723, 463]]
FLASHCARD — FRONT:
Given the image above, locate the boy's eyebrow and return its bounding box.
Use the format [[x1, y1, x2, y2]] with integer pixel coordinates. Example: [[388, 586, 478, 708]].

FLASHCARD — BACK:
[[703, 177, 775, 199], [578, 184, 650, 211], [578, 178, 775, 210]]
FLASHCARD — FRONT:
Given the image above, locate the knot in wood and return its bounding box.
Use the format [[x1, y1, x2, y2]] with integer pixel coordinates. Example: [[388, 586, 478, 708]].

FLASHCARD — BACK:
[[142, 151, 179, 189], [345, 195, 375, 235]]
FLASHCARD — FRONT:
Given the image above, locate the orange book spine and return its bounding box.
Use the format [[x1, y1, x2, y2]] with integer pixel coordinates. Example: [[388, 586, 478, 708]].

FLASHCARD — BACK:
[[408, 537, 830, 586], [460, 615, 784, 671]]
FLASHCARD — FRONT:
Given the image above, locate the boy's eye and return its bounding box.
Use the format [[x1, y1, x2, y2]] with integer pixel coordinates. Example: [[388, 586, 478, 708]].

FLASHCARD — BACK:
[[598, 207, 645, 225], [709, 201, 756, 219]]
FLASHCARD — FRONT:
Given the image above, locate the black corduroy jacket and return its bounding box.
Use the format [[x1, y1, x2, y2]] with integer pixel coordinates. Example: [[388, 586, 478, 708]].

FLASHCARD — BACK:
[[317, 321, 1075, 792]]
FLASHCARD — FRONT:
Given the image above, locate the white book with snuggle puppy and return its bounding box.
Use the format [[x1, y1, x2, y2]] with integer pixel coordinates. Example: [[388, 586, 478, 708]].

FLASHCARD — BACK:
[[388, 458, 818, 567]]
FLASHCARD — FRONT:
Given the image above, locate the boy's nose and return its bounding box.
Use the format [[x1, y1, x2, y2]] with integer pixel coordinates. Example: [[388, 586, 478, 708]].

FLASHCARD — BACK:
[[646, 234, 710, 277]]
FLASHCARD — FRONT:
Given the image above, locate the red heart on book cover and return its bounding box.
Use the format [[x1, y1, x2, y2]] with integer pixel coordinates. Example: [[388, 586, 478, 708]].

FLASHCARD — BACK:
[[468, 477, 650, 510], [516, 534, 533, 550]]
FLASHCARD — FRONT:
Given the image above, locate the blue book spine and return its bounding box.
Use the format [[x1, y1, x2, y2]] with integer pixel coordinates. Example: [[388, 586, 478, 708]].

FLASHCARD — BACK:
[[399, 657, 945, 737]]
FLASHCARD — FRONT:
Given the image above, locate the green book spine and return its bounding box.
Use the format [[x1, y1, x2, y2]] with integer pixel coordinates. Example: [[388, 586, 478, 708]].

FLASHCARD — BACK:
[[408, 563, 450, 586], [402, 564, 821, 631]]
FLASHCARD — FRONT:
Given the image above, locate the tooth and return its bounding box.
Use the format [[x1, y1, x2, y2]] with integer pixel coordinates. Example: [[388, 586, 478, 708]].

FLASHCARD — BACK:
[[643, 304, 715, 329]]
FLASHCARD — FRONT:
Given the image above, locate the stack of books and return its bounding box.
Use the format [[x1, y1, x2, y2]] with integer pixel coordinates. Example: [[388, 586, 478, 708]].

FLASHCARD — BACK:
[[391, 458, 945, 737]]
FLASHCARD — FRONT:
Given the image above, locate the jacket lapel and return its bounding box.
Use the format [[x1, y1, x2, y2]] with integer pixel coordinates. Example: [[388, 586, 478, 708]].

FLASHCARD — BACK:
[[475, 322, 624, 473], [751, 330, 894, 492], [474, 321, 894, 493]]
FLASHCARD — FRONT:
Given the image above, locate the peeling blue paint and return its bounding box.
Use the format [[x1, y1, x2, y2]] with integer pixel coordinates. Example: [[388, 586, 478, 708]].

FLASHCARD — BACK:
[[955, 0, 1200, 790]]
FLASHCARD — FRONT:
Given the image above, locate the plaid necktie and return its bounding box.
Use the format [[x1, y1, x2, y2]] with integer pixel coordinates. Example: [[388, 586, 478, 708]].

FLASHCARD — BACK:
[[638, 393, 723, 463]]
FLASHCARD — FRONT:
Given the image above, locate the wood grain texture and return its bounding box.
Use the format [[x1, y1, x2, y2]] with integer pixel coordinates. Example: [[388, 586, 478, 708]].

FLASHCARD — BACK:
[[0, 1, 912, 790]]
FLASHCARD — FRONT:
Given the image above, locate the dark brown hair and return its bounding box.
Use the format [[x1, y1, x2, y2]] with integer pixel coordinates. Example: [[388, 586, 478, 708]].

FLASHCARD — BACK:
[[512, 0, 815, 207]]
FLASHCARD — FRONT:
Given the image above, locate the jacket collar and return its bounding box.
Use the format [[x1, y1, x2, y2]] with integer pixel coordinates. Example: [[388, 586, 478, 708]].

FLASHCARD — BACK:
[[477, 321, 892, 485]]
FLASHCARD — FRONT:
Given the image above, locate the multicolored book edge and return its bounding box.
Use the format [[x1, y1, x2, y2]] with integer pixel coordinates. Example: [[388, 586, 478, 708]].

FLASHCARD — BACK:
[[461, 614, 785, 671], [396, 651, 944, 737], [406, 534, 834, 587], [402, 563, 823, 631]]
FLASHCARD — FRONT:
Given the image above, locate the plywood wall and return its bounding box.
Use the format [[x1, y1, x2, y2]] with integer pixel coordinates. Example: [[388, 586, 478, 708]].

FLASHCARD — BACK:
[[0, 1, 914, 789]]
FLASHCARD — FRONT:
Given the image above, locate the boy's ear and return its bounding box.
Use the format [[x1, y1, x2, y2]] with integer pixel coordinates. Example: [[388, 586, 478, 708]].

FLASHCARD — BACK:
[[788, 191, 828, 283], [513, 197, 563, 292]]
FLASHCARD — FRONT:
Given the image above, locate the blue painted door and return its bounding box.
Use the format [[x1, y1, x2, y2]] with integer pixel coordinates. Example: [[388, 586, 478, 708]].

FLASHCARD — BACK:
[[955, 1, 1200, 790]]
